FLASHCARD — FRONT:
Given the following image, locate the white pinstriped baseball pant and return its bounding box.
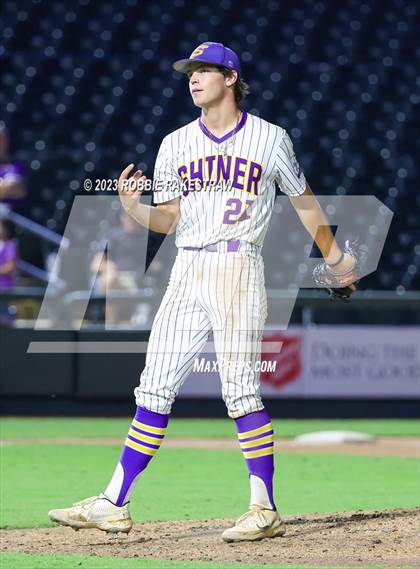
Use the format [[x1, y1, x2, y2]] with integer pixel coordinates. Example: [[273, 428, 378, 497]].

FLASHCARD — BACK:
[[134, 243, 268, 418]]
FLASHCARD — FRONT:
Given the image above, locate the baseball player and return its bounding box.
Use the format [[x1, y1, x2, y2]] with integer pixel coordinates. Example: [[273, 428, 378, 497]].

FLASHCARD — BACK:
[[49, 42, 357, 541]]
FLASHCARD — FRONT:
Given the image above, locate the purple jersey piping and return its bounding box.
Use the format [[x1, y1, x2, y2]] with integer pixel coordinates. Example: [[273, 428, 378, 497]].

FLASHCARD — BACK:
[[198, 111, 248, 144]]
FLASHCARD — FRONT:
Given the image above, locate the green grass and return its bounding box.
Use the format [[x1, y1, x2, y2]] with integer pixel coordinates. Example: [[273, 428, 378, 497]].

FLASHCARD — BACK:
[[1, 444, 419, 529], [1, 418, 419, 440], [1, 419, 418, 569], [1, 553, 405, 569]]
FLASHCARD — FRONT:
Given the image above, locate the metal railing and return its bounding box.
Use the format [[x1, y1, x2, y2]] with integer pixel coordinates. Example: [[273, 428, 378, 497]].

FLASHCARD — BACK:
[[0, 207, 67, 287], [1, 287, 419, 329]]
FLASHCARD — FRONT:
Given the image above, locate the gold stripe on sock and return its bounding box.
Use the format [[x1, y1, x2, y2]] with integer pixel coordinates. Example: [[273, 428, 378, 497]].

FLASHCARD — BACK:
[[132, 419, 167, 435], [238, 423, 272, 441], [128, 428, 163, 446], [125, 437, 157, 456], [239, 434, 274, 449], [243, 446, 274, 459]]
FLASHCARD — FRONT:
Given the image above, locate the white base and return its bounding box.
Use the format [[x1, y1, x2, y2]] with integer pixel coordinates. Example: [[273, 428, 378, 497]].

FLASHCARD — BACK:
[[294, 430, 375, 445]]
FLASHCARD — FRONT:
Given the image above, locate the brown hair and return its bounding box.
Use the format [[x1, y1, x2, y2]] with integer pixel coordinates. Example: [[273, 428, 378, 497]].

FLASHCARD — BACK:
[[218, 67, 250, 105]]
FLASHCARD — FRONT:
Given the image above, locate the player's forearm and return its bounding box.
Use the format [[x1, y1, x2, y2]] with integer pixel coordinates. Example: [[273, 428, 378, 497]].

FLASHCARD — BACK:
[[310, 215, 342, 264], [125, 202, 178, 234], [291, 191, 342, 264]]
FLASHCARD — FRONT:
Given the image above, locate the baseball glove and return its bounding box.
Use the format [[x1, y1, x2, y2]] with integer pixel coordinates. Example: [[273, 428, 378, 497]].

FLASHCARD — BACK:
[[313, 240, 360, 301]]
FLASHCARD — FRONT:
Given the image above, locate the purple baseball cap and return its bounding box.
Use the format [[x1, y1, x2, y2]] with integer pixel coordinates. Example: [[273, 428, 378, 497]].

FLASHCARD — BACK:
[[173, 42, 241, 75]]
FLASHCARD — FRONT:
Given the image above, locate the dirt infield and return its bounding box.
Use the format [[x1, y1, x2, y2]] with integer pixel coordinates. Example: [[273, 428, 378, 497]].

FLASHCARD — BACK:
[[2, 437, 418, 565], [1, 508, 419, 566], [2, 436, 419, 458]]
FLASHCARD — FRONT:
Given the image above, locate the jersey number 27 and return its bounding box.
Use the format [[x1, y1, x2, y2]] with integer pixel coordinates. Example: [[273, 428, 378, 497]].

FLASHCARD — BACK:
[[223, 198, 253, 225]]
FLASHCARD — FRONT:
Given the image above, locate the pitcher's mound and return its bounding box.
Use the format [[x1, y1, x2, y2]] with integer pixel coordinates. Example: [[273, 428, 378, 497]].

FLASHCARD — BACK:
[[1, 507, 418, 566]]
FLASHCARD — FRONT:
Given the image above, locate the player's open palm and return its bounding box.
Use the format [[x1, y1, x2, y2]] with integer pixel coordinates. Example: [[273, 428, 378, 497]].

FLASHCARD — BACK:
[[117, 164, 147, 213]]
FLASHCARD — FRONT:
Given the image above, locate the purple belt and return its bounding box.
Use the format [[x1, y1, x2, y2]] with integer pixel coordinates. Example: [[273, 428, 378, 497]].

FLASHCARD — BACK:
[[183, 239, 241, 253]]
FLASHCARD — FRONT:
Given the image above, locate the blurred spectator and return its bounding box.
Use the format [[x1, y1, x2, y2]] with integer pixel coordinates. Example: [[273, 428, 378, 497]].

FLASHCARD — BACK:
[[0, 123, 26, 210], [90, 250, 125, 293], [91, 211, 166, 288], [90, 250, 132, 325], [0, 219, 18, 326], [107, 211, 164, 290], [88, 212, 166, 326]]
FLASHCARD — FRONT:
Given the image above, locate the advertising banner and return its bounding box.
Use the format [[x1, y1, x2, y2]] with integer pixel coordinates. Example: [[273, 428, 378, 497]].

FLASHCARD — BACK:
[[180, 326, 420, 399]]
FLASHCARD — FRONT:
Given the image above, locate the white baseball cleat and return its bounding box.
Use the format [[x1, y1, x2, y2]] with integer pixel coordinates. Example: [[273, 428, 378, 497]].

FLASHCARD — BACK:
[[48, 494, 132, 534], [222, 505, 286, 542]]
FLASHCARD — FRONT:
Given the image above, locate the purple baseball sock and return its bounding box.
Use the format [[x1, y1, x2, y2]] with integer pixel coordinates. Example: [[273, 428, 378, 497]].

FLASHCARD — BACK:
[[104, 406, 169, 506], [234, 408, 276, 510]]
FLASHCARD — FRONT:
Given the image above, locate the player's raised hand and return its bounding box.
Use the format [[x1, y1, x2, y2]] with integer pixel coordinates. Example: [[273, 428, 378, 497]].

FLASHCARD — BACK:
[[117, 164, 147, 213]]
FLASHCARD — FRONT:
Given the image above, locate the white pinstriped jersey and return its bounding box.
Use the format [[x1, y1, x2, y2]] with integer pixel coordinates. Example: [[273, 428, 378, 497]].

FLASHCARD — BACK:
[[152, 112, 306, 248]]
